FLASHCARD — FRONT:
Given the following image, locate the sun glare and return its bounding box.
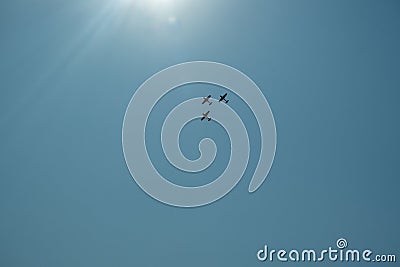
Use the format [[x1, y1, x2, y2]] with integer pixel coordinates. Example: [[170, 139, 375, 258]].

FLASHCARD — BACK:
[[117, 0, 181, 26], [119, 0, 174, 9]]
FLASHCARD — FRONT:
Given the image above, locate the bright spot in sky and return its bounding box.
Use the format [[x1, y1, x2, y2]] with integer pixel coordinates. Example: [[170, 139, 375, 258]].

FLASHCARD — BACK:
[[150, 0, 170, 4], [117, 0, 182, 28], [119, 0, 174, 9], [168, 16, 177, 24]]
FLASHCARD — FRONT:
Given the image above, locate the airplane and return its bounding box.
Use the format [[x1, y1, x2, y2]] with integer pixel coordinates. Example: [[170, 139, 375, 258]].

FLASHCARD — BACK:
[[202, 95, 213, 105], [201, 111, 211, 121], [219, 93, 229, 103]]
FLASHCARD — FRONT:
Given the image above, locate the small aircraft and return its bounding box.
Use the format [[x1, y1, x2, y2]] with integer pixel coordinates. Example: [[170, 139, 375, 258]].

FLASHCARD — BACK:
[[219, 93, 229, 103], [201, 111, 211, 121], [202, 95, 213, 105]]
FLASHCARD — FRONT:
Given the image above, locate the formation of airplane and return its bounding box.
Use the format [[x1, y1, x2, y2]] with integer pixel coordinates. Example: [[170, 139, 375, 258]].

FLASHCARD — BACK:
[[200, 93, 229, 121], [202, 95, 213, 105], [201, 111, 211, 121]]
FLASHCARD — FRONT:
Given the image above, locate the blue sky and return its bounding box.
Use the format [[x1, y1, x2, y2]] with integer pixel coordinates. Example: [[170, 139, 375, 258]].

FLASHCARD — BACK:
[[1, 1, 399, 266]]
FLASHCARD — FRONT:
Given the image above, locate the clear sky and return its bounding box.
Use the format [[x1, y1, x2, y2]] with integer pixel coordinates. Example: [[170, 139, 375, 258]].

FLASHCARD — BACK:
[[1, 0, 399, 266]]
